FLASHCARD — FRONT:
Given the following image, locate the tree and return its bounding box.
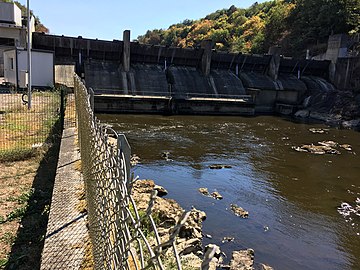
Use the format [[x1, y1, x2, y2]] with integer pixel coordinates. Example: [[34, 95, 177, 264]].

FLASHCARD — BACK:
[[137, 0, 360, 57], [263, 1, 295, 50]]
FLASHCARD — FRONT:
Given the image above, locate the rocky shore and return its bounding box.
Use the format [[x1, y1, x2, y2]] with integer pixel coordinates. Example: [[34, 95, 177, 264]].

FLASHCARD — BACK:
[[294, 90, 360, 130], [131, 179, 273, 269]]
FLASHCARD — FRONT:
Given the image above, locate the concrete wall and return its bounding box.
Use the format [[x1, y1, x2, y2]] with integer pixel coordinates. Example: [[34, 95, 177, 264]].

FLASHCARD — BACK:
[[131, 64, 168, 95], [167, 66, 212, 97], [31, 32, 343, 115], [32, 33, 331, 79], [55, 64, 75, 87], [94, 94, 255, 115], [209, 70, 246, 96], [333, 57, 360, 91]]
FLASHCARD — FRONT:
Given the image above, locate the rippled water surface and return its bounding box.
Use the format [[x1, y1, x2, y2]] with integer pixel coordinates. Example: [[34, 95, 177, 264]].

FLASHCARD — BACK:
[[98, 114, 360, 270]]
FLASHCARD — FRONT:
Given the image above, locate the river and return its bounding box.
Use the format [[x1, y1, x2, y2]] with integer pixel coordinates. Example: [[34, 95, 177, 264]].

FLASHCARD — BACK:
[[98, 114, 360, 270]]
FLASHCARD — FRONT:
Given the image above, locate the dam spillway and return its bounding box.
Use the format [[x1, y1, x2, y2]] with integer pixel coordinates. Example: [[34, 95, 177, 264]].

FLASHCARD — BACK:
[[33, 31, 335, 115]]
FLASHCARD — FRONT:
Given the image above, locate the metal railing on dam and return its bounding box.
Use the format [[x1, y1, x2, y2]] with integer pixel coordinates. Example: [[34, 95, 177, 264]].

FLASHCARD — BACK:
[[74, 74, 216, 269]]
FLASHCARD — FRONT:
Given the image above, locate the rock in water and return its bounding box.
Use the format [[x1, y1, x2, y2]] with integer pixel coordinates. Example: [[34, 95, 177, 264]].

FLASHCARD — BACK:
[[154, 185, 168, 197], [222, 237, 235, 243], [161, 151, 173, 161], [342, 119, 360, 129], [209, 164, 232, 169], [260, 263, 274, 270], [230, 204, 249, 218], [199, 187, 210, 196], [318, 140, 338, 147], [211, 191, 223, 200], [292, 144, 340, 155], [130, 154, 141, 166], [294, 109, 309, 118], [229, 249, 254, 270], [309, 128, 329, 134], [340, 144, 352, 151], [179, 207, 207, 239]]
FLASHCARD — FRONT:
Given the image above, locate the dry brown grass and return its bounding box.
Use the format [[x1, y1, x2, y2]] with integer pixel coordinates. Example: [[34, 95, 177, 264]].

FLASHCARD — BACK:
[[0, 158, 39, 268], [80, 235, 94, 270], [0, 90, 64, 269]]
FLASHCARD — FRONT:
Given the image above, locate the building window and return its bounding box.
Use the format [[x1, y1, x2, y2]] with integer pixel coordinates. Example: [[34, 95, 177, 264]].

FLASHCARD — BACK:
[[10, 57, 14, 70]]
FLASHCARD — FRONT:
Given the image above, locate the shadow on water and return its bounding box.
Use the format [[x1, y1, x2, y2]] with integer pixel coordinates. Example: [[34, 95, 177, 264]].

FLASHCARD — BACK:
[[5, 119, 62, 270]]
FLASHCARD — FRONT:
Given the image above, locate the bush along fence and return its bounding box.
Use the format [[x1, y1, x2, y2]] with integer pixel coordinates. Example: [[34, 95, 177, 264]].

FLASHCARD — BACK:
[[0, 87, 63, 161], [74, 74, 217, 269]]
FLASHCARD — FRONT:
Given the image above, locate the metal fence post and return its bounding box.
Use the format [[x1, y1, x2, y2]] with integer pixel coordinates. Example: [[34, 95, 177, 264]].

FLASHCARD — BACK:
[[117, 134, 131, 182], [89, 87, 94, 112], [60, 87, 65, 128]]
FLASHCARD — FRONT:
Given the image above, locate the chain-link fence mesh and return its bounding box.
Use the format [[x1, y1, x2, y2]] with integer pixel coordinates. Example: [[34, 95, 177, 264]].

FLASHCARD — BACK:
[[74, 74, 215, 270], [0, 88, 62, 160]]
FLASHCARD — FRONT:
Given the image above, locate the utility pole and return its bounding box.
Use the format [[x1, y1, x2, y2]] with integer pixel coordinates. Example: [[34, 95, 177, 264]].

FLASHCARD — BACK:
[[27, 0, 32, 109]]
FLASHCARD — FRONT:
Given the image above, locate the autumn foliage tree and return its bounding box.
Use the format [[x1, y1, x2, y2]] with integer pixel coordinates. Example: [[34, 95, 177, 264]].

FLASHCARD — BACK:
[[137, 0, 360, 58]]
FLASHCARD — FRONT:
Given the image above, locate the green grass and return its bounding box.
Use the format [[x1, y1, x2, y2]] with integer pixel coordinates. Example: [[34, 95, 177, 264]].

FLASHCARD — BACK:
[[6, 188, 34, 204], [0, 232, 15, 245], [6, 206, 28, 222], [0, 257, 8, 268], [0, 90, 62, 162], [0, 148, 36, 162]]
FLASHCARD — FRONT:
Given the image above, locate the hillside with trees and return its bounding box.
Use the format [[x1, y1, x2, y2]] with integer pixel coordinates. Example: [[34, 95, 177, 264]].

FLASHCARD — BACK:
[[137, 0, 360, 58]]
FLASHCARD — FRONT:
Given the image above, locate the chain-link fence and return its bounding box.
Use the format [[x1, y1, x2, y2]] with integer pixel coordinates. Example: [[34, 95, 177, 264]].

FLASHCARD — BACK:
[[0, 87, 62, 160], [74, 74, 216, 269]]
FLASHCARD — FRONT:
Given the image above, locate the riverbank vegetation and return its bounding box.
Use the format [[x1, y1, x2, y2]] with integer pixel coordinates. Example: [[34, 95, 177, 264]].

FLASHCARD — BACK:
[[137, 0, 360, 57]]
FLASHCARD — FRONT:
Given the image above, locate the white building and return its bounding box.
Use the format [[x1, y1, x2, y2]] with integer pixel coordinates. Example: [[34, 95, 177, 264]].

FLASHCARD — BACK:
[[4, 48, 54, 88], [0, 1, 35, 77]]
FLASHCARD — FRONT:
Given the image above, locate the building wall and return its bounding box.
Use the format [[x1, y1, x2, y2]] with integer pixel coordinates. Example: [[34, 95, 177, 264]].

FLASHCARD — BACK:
[[4, 49, 54, 88], [17, 50, 54, 87], [3, 50, 16, 84], [0, 2, 22, 26]]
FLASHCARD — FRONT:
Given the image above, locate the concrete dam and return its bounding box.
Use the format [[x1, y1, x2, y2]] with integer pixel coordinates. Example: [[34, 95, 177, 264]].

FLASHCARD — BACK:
[[33, 31, 335, 115]]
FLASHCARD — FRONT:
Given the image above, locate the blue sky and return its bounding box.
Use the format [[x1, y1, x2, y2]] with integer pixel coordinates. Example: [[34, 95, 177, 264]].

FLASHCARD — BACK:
[[18, 0, 265, 41]]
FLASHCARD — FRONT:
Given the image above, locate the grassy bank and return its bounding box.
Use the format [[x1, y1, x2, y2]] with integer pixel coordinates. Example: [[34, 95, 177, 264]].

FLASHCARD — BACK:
[[0, 91, 61, 162], [0, 90, 64, 269]]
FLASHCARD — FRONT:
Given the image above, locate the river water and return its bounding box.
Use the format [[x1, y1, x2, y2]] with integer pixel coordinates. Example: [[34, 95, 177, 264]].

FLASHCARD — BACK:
[[98, 114, 360, 270]]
